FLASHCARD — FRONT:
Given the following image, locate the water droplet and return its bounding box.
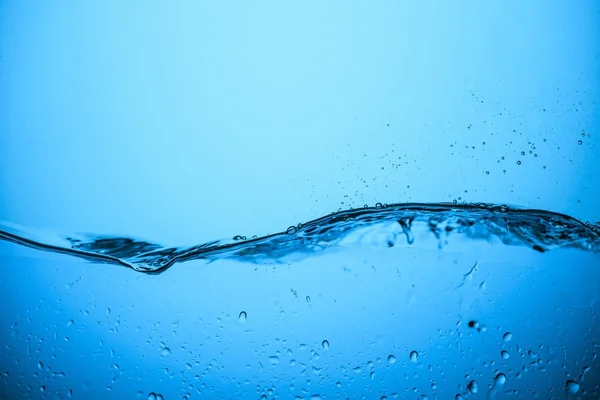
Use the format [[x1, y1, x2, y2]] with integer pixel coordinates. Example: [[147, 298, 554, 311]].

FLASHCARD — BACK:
[[467, 380, 479, 393], [387, 354, 396, 364], [375, 202, 383, 209], [37, 361, 43, 369], [410, 351, 418, 363], [161, 347, 171, 356], [321, 340, 329, 350], [455, 395, 465, 400], [494, 373, 506, 386], [306, 296, 311, 303], [578, 140, 583, 145], [501, 350, 510, 359], [286, 226, 297, 234], [147, 393, 157, 400], [370, 371, 376, 380], [381, 396, 388, 400], [516, 160, 522, 165], [485, 171, 490, 175], [238, 311, 247, 323], [502, 332, 512, 342], [269, 356, 280, 364], [566, 380, 580, 394]]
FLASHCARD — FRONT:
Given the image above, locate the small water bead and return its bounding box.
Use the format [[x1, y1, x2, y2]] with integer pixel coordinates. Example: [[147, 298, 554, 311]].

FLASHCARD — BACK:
[[306, 296, 311, 303], [566, 380, 580, 394], [502, 332, 512, 342], [388, 354, 397, 364], [578, 140, 583, 145], [286, 226, 297, 234], [161, 347, 171, 356], [238, 311, 247, 323], [269, 356, 280, 364], [494, 373, 506, 386], [410, 351, 418, 363], [501, 350, 510, 359], [467, 380, 479, 394], [321, 340, 329, 350], [516, 160, 522, 165], [147, 393, 157, 400]]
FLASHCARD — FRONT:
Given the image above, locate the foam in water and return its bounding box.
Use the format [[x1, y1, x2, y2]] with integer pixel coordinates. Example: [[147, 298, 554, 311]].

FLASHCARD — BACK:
[[0, 202, 598, 274]]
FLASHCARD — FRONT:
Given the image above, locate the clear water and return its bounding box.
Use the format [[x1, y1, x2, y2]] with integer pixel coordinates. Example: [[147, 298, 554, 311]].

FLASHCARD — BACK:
[[1, 2, 600, 400]]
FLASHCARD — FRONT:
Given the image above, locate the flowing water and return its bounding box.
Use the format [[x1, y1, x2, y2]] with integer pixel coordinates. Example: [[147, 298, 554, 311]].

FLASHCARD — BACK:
[[1, 203, 599, 399]]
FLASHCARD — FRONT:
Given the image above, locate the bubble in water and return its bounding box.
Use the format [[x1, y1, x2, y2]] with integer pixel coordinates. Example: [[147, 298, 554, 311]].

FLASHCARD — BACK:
[[147, 393, 157, 400], [516, 160, 522, 165], [502, 332, 512, 342], [578, 140, 583, 145], [467, 380, 479, 394], [388, 354, 397, 364], [161, 347, 171, 356], [501, 350, 510, 359], [239, 311, 247, 323], [410, 351, 418, 363], [566, 380, 580, 394], [321, 340, 329, 350]]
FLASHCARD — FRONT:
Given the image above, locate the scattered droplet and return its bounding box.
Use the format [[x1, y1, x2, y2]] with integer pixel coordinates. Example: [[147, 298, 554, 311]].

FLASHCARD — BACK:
[[286, 226, 297, 234], [388, 354, 396, 364], [410, 351, 418, 363], [161, 347, 171, 356], [467, 380, 479, 394], [147, 393, 157, 400], [269, 356, 280, 364], [238, 311, 247, 323], [306, 296, 311, 303], [494, 373, 506, 386], [503, 332, 512, 342], [501, 350, 510, 359], [566, 380, 580, 394], [37, 361, 43, 370], [321, 340, 329, 350]]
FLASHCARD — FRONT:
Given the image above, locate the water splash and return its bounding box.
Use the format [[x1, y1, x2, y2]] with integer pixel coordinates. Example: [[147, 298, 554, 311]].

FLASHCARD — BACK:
[[0, 202, 598, 274]]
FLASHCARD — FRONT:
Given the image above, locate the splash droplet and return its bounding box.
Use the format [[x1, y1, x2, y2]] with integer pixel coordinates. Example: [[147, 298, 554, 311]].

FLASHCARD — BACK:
[[566, 380, 580, 394], [467, 380, 479, 394], [410, 351, 418, 363], [238, 311, 247, 323]]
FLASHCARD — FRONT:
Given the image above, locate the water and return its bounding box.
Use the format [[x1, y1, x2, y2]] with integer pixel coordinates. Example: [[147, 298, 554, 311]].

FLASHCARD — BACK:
[[1, 203, 599, 398], [2, 1, 600, 399]]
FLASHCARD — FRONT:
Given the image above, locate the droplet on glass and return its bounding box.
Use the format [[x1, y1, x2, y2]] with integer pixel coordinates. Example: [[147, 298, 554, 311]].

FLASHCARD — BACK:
[[239, 311, 247, 323], [467, 380, 479, 393], [566, 380, 580, 394], [501, 350, 510, 359], [387, 354, 397, 364], [502, 332, 512, 342], [321, 340, 329, 350], [161, 347, 171, 356], [410, 351, 418, 363]]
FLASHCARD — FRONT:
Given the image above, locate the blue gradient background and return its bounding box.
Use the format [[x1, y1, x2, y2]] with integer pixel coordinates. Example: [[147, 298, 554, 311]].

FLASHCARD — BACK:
[[1, 1, 599, 399]]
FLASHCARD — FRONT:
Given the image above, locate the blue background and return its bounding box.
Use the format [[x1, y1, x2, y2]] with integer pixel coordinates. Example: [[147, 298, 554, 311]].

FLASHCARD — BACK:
[[1, 1, 599, 399]]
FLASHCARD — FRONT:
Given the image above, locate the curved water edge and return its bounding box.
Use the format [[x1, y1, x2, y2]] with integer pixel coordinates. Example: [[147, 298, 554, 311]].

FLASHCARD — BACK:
[[0, 202, 599, 274]]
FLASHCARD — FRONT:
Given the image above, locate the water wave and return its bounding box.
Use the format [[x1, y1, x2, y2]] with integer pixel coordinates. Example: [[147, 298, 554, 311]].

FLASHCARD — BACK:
[[1, 202, 598, 274]]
